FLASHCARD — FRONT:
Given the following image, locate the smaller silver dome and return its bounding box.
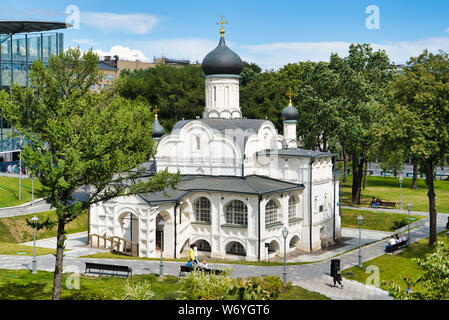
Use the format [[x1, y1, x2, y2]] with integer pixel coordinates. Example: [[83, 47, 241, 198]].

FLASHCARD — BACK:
[[152, 118, 165, 138], [282, 104, 298, 121]]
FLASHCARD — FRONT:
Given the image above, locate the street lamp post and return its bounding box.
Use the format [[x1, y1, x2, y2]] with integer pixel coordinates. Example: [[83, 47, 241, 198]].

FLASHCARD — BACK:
[[157, 220, 165, 279], [282, 227, 289, 285], [406, 203, 412, 247], [31, 216, 39, 274], [399, 177, 403, 210], [357, 215, 364, 268]]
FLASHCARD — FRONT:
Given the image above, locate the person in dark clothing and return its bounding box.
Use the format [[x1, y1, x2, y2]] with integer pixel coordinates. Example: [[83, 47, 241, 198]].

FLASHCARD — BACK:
[[446, 217, 449, 230], [330, 259, 343, 289]]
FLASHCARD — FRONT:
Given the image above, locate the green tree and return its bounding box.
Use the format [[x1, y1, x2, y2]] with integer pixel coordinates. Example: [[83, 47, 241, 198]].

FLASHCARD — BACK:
[[385, 50, 449, 246], [0, 48, 179, 299], [329, 43, 395, 204], [296, 61, 340, 152], [118, 64, 204, 131], [240, 61, 262, 86]]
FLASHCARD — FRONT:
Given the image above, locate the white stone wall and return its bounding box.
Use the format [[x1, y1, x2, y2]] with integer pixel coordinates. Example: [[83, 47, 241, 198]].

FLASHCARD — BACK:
[[204, 76, 241, 119]]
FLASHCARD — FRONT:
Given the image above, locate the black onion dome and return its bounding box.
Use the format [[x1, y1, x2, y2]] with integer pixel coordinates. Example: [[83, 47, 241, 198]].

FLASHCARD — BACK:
[[282, 104, 298, 121], [202, 37, 243, 76], [152, 118, 165, 138]]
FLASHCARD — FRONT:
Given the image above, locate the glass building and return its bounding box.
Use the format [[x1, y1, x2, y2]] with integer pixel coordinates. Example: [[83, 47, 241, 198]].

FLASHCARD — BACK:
[[0, 21, 67, 159]]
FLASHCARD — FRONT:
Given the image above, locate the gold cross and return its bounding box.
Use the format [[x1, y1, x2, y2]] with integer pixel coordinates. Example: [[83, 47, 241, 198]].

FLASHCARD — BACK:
[[217, 16, 228, 37], [286, 87, 295, 105], [153, 106, 159, 119]]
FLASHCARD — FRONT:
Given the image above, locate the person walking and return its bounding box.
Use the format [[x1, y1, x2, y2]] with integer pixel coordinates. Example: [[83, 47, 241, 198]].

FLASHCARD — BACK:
[[188, 244, 196, 263], [193, 244, 200, 264], [330, 259, 343, 289]]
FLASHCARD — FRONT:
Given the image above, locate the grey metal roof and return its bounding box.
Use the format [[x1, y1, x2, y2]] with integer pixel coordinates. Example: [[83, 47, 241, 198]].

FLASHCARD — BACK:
[[257, 148, 336, 159], [0, 20, 69, 34], [98, 61, 118, 71], [138, 174, 304, 206]]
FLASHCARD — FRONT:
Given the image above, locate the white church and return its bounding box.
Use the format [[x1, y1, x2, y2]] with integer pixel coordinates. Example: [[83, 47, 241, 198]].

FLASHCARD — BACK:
[[89, 24, 342, 261]]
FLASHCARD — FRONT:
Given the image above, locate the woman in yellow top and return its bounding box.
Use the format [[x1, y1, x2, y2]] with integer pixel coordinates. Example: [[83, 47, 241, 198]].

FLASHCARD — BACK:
[[188, 244, 195, 262]]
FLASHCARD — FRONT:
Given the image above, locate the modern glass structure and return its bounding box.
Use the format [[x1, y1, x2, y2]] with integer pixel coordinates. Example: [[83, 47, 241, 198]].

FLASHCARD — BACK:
[[0, 21, 67, 159]]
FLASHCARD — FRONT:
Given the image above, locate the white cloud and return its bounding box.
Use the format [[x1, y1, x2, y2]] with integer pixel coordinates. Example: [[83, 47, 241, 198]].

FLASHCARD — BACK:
[[81, 12, 160, 35], [93, 45, 150, 61], [136, 38, 218, 63], [242, 37, 449, 70], [445, 28, 449, 34], [72, 39, 96, 45]]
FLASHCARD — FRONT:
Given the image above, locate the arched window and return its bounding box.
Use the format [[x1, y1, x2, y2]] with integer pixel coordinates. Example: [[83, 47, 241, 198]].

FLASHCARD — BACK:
[[265, 199, 278, 225], [196, 136, 201, 151], [288, 197, 297, 219], [226, 242, 246, 256], [225, 200, 248, 226], [194, 197, 211, 223], [195, 239, 211, 252]]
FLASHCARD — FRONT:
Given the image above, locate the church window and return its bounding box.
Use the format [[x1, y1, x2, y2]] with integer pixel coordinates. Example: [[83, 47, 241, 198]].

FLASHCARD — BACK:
[[288, 197, 297, 219], [265, 199, 279, 225], [225, 200, 248, 226], [196, 136, 201, 151], [195, 239, 211, 252], [226, 241, 246, 256], [194, 197, 211, 223]]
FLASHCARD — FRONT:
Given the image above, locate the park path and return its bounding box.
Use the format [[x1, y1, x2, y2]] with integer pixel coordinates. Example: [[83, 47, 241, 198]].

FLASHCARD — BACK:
[[0, 211, 447, 300], [0, 198, 53, 218]]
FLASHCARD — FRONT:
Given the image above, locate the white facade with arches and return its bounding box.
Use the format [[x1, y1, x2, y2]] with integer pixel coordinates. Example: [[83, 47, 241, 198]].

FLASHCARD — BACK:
[[89, 30, 341, 261]]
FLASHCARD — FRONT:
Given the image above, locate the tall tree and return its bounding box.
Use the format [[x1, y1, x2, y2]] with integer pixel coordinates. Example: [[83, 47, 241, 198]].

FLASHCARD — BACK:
[[0, 48, 179, 299], [329, 43, 394, 204], [118, 64, 205, 131], [296, 61, 340, 152], [386, 50, 449, 246]]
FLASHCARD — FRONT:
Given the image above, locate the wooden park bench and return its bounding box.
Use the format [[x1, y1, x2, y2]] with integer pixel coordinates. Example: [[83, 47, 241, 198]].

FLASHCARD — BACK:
[[378, 201, 396, 209], [385, 240, 407, 254], [179, 265, 224, 277], [85, 262, 132, 277]]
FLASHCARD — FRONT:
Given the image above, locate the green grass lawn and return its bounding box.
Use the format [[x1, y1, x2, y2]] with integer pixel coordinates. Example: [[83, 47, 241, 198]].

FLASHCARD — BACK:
[[0, 269, 328, 300], [0, 210, 88, 243], [0, 176, 45, 208], [340, 175, 449, 212], [342, 230, 449, 291], [341, 208, 424, 232], [0, 242, 56, 256]]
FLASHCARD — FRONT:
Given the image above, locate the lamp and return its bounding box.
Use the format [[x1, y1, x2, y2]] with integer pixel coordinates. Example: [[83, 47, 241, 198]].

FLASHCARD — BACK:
[[406, 203, 412, 247], [31, 216, 39, 274], [357, 215, 364, 268], [399, 177, 404, 210], [157, 220, 165, 279], [282, 227, 289, 285]]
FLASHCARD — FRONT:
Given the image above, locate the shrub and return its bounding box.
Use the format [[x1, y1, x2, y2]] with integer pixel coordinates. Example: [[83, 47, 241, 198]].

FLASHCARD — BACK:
[[177, 268, 235, 300], [261, 275, 284, 298], [113, 279, 155, 300]]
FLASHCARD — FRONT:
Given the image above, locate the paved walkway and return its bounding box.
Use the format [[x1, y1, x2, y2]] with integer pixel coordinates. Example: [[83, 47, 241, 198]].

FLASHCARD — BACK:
[[1, 213, 448, 300], [0, 199, 53, 218]]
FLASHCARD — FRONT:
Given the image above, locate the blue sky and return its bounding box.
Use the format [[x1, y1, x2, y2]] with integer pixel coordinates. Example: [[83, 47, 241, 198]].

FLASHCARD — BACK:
[[2, 0, 449, 69]]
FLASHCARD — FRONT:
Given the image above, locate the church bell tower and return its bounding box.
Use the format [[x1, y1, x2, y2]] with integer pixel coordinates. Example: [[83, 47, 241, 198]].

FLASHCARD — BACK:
[[201, 17, 243, 119]]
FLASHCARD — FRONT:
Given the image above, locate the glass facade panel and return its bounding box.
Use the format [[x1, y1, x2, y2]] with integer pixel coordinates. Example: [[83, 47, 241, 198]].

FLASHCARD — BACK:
[[1, 36, 11, 61], [0, 32, 64, 153], [12, 36, 27, 62]]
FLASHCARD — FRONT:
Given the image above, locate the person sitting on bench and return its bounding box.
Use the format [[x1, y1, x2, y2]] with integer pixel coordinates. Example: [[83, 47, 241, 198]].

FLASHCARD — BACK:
[[186, 258, 195, 268], [400, 233, 407, 242], [385, 236, 396, 250], [198, 260, 208, 269]]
